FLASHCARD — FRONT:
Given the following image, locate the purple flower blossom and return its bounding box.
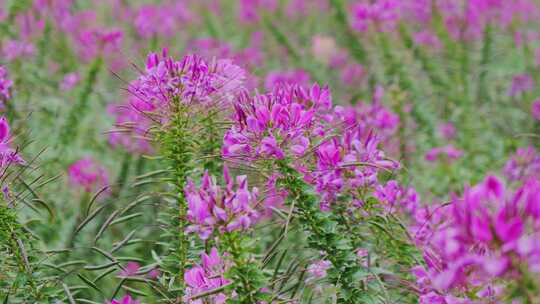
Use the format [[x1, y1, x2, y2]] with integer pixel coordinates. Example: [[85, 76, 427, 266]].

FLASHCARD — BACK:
[[133, 3, 193, 39], [238, 0, 277, 24], [2, 40, 35, 61], [109, 295, 140, 304], [118, 262, 140, 278], [374, 180, 419, 215], [0, 117, 24, 168], [306, 260, 332, 283], [108, 97, 155, 154], [503, 147, 540, 182], [425, 145, 463, 163], [184, 248, 229, 304], [531, 99, 540, 120], [132, 51, 246, 111], [0, 66, 13, 104], [350, 0, 401, 33], [60, 72, 80, 91], [264, 69, 310, 90], [223, 83, 330, 162], [68, 157, 109, 194], [412, 175, 540, 301], [413, 30, 442, 49], [437, 122, 456, 140], [508, 74, 535, 97], [184, 166, 259, 239]]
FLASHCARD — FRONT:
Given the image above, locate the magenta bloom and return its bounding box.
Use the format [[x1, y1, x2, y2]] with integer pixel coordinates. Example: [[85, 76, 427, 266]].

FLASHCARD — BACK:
[[223, 83, 331, 162], [531, 99, 540, 120], [68, 157, 109, 193], [238, 0, 277, 23], [2, 40, 35, 61], [374, 180, 419, 215], [425, 145, 463, 163], [264, 69, 310, 90], [350, 0, 401, 33], [413, 30, 442, 49], [184, 166, 259, 239], [109, 295, 140, 304], [60, 72, 80, 91], [508, 74, 535, 96], [412, 175, 540, 300], [306, 260, 332, 283], [184, 248, 229, 304], [108, 97, 155, 154], [504, 146, 540, 182], [0, 116, 24, 167], [340, 63, 365, 86], [131, 51, 246, 111], [118, 262, 140, 278], [0, 66, 13, 104], [133, 3, 193, 39], [437, 122, 456, 140]]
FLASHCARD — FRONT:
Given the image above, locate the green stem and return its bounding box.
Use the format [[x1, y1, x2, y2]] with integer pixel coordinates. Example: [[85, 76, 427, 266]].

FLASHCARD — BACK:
[[477, 24, 492, 103], [329, 0, 367, 64], [221, 233, 268, 303], [278, 163, 361, 303], [58, 57, 103, 149], [159, 101, 194, 296]]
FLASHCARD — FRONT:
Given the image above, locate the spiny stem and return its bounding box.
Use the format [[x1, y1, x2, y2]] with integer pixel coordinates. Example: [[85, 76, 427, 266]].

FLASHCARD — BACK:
[[278, 163, 361, 303]]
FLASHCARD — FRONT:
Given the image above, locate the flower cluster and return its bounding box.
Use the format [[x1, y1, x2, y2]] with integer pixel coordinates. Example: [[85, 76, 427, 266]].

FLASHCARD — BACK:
[[0, 66, 13, 105], [425, 145, 463, 163], [68, 157, 109, 194], [184, 166, 259, 240], [223, 83, 331, 162], [0, 117, 24, 168], [109, 295, 140, 304], [132, 2, 193, 39], [374, 180, 419, 215], [108, 96, 155, 154], [109, 51, 247, 154], [413, 175, 540, 302], [350, 0, 401, 33], [184, 248, 230, 304], [131, 50, 246, 113], [504, 146, 540, 182]]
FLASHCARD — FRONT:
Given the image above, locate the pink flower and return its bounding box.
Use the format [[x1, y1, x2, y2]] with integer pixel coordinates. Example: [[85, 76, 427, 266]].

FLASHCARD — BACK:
[[60, 72, 80, 91], [413, 30, 442, 49], [133, 3, 193, 39], [184, 166, 259, 239], [238, 0, 277, 23], [264, 69, 310, 90], [374, 180, 419, 215], [438, 122, 456, 140], [340, 63, 365, 86], [2, 40, 35, 61], [306, 260, 332, 283], [412, 175, 540, 301], [118, 262, 140, 278], [184, 248, 229, 304], [508, 74, 535, 97], [109, 295, 140, 304], [503, 147, 540, 182], [425, 145, 463, 163], [350, 0, 401, 33], [0, 116, 24, 167], [0, 66, 13, 103], [532, 100, 540, 120], [147, 268, 161, 279], [68, 157, 109, 194]]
